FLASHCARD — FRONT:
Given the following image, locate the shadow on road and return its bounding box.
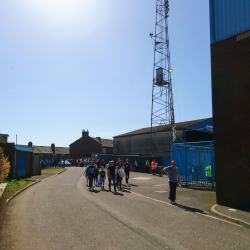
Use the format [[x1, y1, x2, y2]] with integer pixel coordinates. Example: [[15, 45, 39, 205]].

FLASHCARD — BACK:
[[175, 204, 207, 214], [113, 191, 124, 196], [126, 184, 138, 187], [88, 189, 100, 194]]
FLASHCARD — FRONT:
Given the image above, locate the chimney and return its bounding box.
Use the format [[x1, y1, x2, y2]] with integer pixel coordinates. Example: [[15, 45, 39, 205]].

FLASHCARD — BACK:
[[82, 129, 89, 137]]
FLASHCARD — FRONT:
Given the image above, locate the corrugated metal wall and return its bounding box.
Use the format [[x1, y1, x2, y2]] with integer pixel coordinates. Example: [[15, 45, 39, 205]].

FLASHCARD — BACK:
[[210, 0, 250, 44]]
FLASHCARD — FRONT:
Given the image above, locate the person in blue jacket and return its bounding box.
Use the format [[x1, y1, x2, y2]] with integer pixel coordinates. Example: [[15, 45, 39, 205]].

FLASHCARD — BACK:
[[86, 160, 96, 190]]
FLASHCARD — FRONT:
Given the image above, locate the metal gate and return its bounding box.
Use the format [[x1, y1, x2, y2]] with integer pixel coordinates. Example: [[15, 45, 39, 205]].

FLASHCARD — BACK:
[[171, 141, 215, 188], [18, 153, 26, 177]]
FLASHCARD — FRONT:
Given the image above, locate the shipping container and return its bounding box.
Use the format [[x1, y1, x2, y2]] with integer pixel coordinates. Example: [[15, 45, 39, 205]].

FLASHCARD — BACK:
[[210, 0, 250, 44]]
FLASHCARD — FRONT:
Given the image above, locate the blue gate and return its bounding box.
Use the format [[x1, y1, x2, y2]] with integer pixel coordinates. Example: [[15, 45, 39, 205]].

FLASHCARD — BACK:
[[18, 153, 27, 177], [171, 141, 215, 188]]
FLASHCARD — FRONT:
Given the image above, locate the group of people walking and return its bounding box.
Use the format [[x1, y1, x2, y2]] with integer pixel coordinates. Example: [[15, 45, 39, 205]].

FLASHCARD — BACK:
[[81, 157, 182, 205], [76, 157, 105, 168], [83, 158, 133, 192]]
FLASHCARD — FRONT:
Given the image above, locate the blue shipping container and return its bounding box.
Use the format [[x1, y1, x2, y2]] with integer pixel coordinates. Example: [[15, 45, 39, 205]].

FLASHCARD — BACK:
[[210, 0, 250, 44]]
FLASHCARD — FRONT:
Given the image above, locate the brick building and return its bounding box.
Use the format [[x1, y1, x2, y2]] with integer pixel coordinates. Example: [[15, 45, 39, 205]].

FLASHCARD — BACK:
[[210, 0, 250, 209], [69, 130, 113, 159]]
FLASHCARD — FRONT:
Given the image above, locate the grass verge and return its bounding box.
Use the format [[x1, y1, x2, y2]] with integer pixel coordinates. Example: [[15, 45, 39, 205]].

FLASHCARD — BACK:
[[4, 180, 35, 199], [41, 167, 65, 172]]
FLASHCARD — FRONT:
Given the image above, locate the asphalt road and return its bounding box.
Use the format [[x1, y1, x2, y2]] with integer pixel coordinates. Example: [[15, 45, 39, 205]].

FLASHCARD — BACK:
[[1, 167, 250, 250]]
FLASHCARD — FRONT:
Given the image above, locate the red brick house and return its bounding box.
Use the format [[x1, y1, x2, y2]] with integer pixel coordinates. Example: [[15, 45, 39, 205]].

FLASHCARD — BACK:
[[69, 130, 113, 158]]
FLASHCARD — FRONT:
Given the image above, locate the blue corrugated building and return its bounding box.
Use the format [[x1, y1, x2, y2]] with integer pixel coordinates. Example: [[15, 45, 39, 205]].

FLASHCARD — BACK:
[[210, 0, 250, 44], [210, 0, 250, 209]]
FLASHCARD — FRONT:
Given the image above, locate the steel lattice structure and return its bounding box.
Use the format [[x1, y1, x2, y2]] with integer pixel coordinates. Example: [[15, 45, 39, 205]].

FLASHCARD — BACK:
[[150, 0, 176, 153]]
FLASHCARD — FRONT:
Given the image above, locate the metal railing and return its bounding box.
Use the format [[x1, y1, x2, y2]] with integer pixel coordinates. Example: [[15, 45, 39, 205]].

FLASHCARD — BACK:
[[172, 141, 215, 188]]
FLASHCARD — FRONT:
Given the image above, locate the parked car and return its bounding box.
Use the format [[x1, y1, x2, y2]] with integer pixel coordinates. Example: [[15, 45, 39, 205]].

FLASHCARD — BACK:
[[58, 160, 71, 167]]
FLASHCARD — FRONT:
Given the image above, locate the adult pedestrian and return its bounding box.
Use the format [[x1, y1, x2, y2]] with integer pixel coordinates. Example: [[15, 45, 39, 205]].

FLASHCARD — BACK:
[[205, 163, 212, 183], [83, 167, 89, 186], [94, 164, 99, 186], [133, 160, 137, 172], [116, 162, 124, 190], [96, 157, 101, 169], [86, 160, 96, 190], [101, 158, 105, 166], [105, 161, 110, 178], [145, 160, 150, 173], [163, 160, 182, 205], [151, 160, 156, 175], [115, 158, 121, 168], [78, 159, 80, 167], [123, 158, 133, 184], [80, 158, 83, 167], [108, 160, 116, 192]]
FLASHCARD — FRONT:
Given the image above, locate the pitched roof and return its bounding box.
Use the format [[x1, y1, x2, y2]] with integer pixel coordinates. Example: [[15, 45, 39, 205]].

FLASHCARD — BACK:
[[114, 118, 212, 138], [33, 146, 69, 154], [92, 138, 113, 148], [17, 145, 69, 154]]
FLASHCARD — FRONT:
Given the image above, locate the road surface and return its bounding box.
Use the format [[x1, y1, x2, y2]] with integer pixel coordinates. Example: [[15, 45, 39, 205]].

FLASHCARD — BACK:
[[1, 167, 249, 249]]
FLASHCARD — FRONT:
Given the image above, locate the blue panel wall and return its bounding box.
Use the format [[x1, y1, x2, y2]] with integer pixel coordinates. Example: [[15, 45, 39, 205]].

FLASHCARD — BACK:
[[185, 118, 213, 133], [210, 0, 250, 44]]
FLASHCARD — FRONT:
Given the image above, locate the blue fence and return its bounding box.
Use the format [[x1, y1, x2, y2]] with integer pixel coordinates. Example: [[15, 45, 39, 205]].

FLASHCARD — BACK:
[[172, 141, 215, 188]]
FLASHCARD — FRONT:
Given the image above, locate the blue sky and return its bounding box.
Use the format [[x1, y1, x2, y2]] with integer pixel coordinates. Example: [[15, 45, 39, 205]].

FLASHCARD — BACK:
[[1, 0, 212, 147]]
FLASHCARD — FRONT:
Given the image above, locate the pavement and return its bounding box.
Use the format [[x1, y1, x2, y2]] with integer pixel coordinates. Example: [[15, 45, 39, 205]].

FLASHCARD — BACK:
[[24, 167, 66, 182], [22, 167, 250, 228], [137, 172, 250, 229]]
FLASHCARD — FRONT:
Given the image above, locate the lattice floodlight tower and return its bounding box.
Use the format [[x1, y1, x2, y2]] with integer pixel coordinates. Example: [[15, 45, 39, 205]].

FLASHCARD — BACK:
[[150, 0, 176, 154]]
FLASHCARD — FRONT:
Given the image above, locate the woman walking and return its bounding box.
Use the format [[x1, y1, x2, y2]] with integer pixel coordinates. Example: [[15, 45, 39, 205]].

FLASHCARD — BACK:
[[116, 162, 124, 190]]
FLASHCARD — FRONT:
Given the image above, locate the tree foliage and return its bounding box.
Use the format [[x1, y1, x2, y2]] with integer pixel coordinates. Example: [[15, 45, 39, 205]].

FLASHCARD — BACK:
[[0, 147, 11, 182]]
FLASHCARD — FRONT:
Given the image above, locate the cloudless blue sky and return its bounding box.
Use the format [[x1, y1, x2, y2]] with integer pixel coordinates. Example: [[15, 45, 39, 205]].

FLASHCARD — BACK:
[[1, 0, 212, 147]]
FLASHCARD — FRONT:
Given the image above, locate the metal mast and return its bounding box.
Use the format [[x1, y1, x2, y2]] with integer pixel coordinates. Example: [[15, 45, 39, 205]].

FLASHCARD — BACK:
[[150, 0, 176, 154]]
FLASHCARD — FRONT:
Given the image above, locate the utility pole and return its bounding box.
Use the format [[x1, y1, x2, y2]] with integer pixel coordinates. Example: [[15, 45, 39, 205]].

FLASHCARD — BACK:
[[150, 0, 176, 155], [15, 134, 17, 145]]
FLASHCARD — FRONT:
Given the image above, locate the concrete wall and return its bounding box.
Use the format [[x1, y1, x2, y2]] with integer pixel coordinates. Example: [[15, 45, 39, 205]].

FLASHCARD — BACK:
[[211, 32, 250, 209], [114, 130, 183, 157]]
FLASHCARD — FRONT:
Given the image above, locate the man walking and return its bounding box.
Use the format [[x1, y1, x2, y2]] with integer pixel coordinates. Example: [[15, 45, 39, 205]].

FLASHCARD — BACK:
[[108, 160, 116, 192], [163, 160, 181, 205], [123, 158, 133, 184], [86, 161, 96, 190]]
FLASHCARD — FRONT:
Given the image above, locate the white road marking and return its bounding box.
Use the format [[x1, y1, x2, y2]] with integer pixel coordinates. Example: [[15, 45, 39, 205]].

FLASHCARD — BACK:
[[155, 191, 167, 193], [130, 191, 243, 228], [154, 184, 168, 187], [132, 177, 152, 180]]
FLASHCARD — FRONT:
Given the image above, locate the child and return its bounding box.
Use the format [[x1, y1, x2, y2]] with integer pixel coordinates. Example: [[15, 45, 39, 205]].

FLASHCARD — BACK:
[[99, 166, 106, 190]]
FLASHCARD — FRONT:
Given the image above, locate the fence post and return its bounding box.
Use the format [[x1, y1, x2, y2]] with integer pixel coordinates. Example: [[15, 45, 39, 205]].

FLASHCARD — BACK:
[[210, 141, 214, 189], [184, 142, 187, 186]]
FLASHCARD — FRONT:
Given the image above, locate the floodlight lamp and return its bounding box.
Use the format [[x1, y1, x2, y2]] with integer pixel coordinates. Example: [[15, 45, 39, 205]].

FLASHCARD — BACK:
[[169, 69, 173, 72]]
